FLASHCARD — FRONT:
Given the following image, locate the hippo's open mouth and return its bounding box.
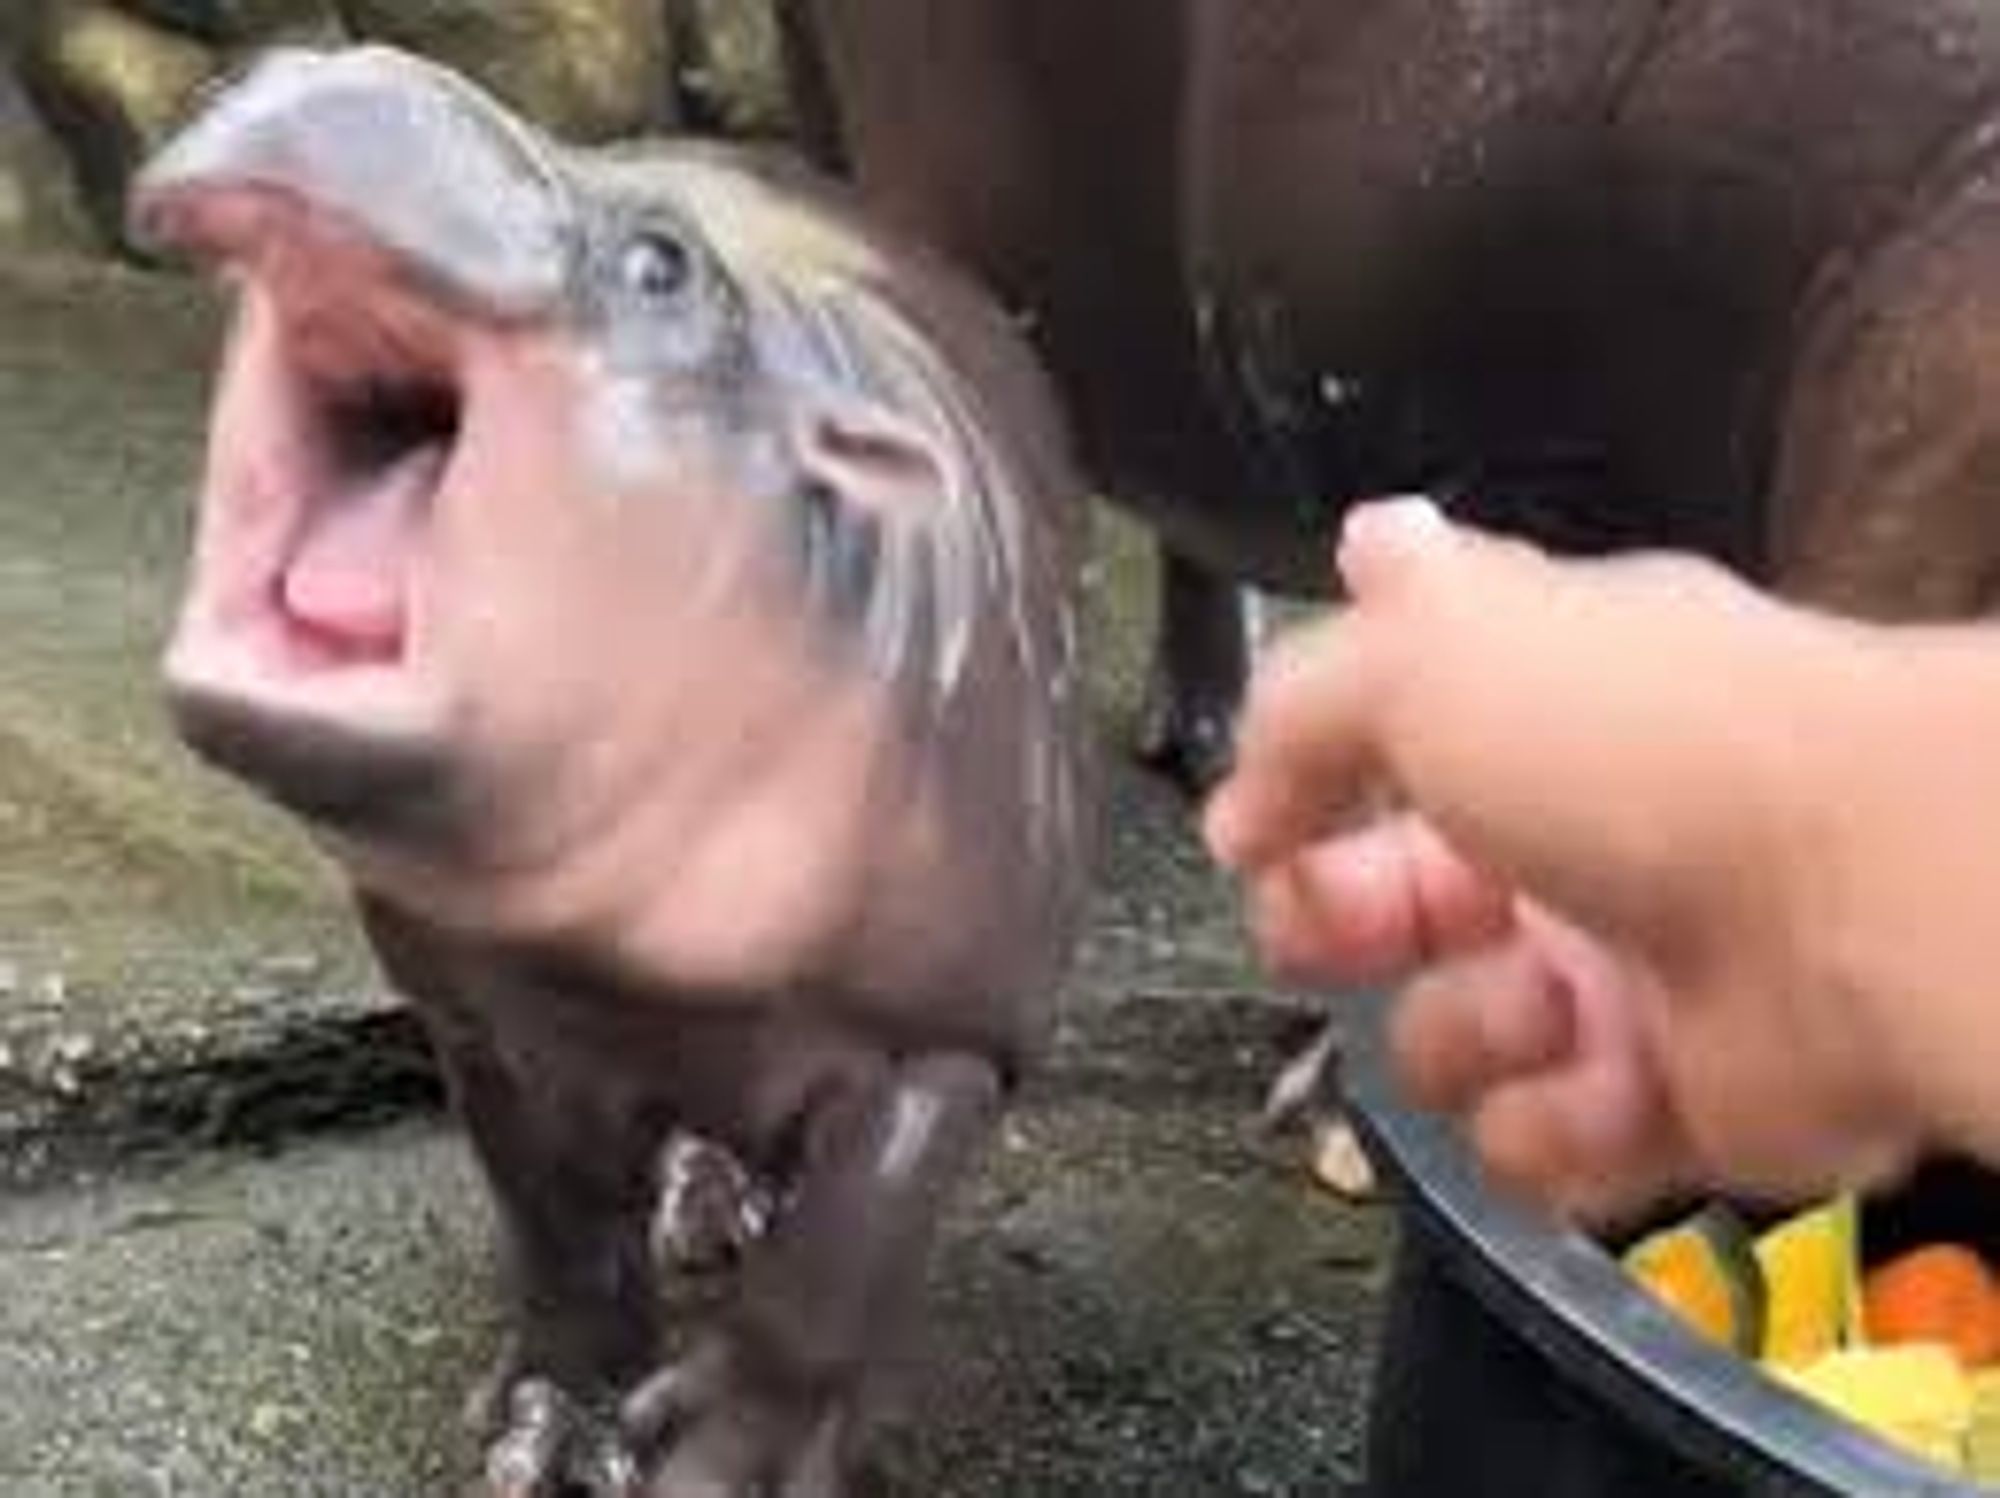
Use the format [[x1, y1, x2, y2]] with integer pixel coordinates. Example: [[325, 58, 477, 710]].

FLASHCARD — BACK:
[[135, 178, 485, 744], [169, 184, 462, 661], [121, 44, 571, 781], [130, 176, 497, 825]]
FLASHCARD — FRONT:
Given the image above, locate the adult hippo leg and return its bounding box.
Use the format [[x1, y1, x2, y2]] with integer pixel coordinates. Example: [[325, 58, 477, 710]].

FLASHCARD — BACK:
[[771, 0, 850, 175], [1135, 546, 1258, 794], [625, 1052, 1001, 1498]]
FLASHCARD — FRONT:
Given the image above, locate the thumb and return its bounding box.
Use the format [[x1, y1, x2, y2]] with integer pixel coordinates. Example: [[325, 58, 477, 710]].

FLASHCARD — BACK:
[[1329, 506, 1725, 957], [1204, 497, 1557, 873], [1335, 494, 1457, 599], [1337, 495, 1554, 610], [1203, 497, 1460, 872]]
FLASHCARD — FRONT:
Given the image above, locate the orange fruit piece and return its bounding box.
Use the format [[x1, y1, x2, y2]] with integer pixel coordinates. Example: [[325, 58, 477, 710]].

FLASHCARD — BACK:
[[1624, 1205, 1766, 1356], [1863, 1244, 2000, 1369]]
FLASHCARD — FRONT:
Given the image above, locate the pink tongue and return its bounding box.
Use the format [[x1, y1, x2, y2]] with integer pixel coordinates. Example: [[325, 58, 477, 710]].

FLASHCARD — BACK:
[[280, 447, 441, 656]]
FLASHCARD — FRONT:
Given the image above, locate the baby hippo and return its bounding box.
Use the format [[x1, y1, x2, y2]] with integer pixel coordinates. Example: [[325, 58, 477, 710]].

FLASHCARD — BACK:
[[129, 46, 1092, 1496]]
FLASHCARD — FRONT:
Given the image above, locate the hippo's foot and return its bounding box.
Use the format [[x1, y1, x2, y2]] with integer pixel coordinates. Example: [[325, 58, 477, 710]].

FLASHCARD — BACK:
[[1132, 548, 1255, 796], [652, 1131, 778, 1276], [1258, 1017, 1343, 1136], [623, 1337, 852, 1498], [621, 1052, 1002, 1497], [1257, 1019, 1381, 1200], [478, 1371, 642, 1498]]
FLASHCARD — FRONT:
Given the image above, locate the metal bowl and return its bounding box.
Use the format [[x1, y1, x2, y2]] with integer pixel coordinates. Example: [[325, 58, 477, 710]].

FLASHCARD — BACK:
[[1343, 1017, 1995, 1498]]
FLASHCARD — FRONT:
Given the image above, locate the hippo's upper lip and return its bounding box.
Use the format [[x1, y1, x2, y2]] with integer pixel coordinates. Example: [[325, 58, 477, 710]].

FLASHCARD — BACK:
[[130, 45, 572, 319]]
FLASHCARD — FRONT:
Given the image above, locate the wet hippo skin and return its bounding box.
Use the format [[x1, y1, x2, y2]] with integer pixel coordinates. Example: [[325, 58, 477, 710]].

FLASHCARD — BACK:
[[784, 0, 2000, 777]]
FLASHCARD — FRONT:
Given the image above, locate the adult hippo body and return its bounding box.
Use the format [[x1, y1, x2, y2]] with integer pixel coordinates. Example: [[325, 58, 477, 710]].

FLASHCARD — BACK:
[[788, 0, 2000, 771]]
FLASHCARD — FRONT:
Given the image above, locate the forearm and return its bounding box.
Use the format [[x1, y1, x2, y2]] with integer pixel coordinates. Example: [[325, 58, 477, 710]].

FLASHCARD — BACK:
[[1788, 617, 2000, 1166]]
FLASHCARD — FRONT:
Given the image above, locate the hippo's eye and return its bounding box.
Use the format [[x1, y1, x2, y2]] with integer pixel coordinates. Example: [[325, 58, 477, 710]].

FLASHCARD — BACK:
[[620, 231, 694, 303]]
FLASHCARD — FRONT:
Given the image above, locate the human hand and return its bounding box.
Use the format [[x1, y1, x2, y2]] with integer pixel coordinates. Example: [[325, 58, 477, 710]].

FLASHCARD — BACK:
[[1205, 499, 1927, 1218]]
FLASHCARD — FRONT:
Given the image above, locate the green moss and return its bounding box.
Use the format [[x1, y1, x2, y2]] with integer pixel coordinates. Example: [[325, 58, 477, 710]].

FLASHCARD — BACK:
[[0, 259, 366, 1029]]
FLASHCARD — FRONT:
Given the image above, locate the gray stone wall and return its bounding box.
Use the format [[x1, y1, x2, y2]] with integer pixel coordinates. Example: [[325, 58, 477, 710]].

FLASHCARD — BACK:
[[0, 0, 796, 258]]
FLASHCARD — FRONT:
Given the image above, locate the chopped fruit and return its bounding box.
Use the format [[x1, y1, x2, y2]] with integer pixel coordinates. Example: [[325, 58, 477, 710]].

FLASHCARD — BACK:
[[1775, 1344, 1973, 1472], [1623, 1204, 1766, 1355], [1967, 1369, 2000, 1482], [1863, 1244, 2000, 1369], [1308, 1116, 1378, 1200], [1755, 1195, 1861, 1367], [1616, 1192, 2000, 1477]]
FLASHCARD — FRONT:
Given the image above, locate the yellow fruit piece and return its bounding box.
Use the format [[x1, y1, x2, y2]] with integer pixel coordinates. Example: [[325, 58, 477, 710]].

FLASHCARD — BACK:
[[1623, 1205, 1765, 1356], [1968, 1368, 2000, 1483], [1776, 1344, 1972, 1474], [1756, 1195, 1861, 1367]]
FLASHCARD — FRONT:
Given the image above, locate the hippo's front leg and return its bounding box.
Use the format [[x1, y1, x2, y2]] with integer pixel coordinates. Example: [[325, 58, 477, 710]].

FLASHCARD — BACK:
[[625, 1051, 1002, 1498], [450, 1044, 664, 1496], [428, 1014, 668, 1497], [363, 907, 661, 1495], [1136, 547, 1258, 794]]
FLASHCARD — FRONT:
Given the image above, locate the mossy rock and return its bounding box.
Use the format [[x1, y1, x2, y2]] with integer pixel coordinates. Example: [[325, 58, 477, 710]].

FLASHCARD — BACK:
[[677, 0, 796, 140], [0, 57, 93, 254], [338, 0, 675, 142], [17, 1, 219, 254], [108, 0, 345, 46]]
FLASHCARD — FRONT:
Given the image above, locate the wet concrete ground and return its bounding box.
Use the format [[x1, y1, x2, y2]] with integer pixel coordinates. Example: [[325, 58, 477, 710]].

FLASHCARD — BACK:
[[0, 1002, 1391, 1497], [0, 251, 1390, 1495]]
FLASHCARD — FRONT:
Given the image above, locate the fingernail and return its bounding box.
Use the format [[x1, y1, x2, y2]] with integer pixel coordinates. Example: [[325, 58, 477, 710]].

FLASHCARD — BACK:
[[1338, 496, 1450, 592], [1346, 495, 1450, 552]]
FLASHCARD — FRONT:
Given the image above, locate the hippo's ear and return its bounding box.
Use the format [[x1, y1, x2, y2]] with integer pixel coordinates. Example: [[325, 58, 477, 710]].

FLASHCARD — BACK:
[[790, 401, 951, 520], [786, 400, 961, 669]]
